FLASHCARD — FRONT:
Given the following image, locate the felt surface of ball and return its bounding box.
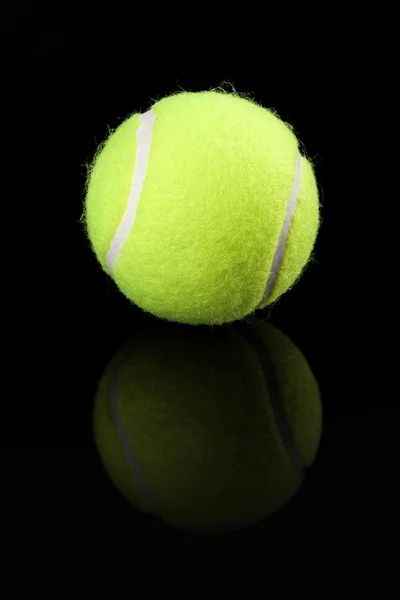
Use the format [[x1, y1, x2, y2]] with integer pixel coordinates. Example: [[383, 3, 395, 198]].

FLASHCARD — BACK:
[[93, 321, 322, 532], [85, 91, 320, 325]]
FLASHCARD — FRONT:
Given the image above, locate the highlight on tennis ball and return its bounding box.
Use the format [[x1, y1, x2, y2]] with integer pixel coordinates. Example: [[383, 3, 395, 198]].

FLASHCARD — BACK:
[[93, 320, 322, 532], [84, 90, 320, 325]]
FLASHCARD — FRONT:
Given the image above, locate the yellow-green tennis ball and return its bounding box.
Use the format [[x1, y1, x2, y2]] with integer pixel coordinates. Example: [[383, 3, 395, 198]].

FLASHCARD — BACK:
[[93, 321, 322, 532], [85, 90, 320, 325]]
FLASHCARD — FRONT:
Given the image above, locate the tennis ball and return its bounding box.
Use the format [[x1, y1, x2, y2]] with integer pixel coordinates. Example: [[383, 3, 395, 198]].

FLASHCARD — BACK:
[[93, 320, 322, 532], [85, 90, 320, 326]]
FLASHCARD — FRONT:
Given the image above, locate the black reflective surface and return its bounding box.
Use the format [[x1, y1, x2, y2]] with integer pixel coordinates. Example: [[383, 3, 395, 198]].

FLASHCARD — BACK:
[[3, 5, 398, 542]]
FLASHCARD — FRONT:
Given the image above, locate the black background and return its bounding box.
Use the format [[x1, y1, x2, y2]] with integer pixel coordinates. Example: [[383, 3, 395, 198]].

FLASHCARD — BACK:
[[2, 4, 398, 541]]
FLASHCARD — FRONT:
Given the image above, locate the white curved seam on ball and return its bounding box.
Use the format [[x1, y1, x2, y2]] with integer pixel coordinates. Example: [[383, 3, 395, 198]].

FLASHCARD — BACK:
[[111, 363, 155, 513], [106, 109, 156, 274], [258, 152, 302, 306]]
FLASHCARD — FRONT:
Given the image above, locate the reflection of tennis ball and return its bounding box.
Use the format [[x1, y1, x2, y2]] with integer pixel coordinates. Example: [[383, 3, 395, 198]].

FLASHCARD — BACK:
[[85, 91, 320, 325], [93, 321, 322, 532]]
